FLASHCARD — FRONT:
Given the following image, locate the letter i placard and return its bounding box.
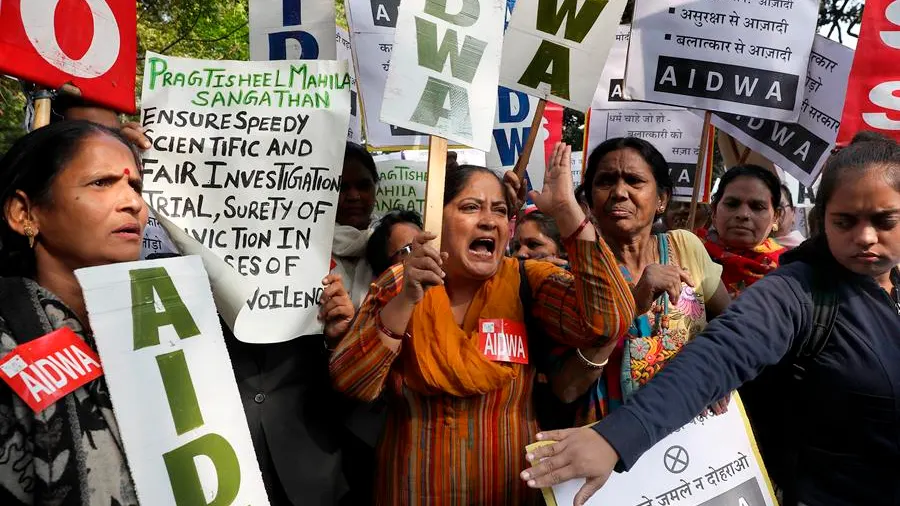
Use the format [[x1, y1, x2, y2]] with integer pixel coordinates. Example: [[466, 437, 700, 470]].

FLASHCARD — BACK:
[[76, 256, 270, 505]]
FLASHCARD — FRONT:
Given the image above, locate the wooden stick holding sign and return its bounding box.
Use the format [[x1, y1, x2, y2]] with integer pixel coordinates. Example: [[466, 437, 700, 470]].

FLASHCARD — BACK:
[[512, 99, 547, 180], [423, 135, 449, 250], [686, 111, 713, 231], [30, 83, 83, 131]]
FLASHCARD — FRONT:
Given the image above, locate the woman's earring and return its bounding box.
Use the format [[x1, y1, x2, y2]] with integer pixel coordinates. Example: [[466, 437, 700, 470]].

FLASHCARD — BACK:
[[23, 223, 37, 249], [772, 223, 779, 233]]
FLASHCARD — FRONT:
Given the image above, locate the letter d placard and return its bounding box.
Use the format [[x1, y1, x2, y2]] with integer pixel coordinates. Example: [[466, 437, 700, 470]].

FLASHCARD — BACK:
[[76, 256, 270, 505], [0, 0, 137, 113]]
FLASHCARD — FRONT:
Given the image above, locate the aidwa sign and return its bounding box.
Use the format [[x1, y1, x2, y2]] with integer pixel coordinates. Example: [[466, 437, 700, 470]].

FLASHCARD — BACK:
[[0, 0, 137, 113], [838, 0, 900, 144]]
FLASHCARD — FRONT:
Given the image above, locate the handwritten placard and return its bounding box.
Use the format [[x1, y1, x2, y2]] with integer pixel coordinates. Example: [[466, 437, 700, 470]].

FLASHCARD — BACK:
[[375, 160, 428, 216], [139, 52, 352, 343]]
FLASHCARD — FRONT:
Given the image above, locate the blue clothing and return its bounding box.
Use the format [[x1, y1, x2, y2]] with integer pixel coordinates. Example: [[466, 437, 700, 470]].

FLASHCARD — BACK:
[[594, 241, 900, 506]]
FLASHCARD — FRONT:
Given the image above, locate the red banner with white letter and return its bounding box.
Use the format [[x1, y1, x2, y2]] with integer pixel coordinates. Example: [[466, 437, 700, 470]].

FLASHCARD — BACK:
[[0, 0, 137, 113], [837, 0, 900, 145]]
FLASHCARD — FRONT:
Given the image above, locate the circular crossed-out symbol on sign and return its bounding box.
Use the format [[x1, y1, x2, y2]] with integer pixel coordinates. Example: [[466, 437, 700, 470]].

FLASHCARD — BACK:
[[663, 445, 690, 474]]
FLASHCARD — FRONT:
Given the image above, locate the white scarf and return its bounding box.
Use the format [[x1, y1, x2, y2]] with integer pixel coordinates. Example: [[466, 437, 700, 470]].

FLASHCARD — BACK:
[[331, 225, 374, 308]]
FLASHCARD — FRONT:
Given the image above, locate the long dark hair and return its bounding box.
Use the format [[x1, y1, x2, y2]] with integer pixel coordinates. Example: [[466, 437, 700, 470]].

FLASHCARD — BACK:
[[443, 165, 513, 210], [0, 121, 140, 277], [583, 137, 673, 208]]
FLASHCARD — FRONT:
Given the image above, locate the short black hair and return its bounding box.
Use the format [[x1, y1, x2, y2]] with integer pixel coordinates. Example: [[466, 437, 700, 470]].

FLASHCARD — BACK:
[[583, 137, 673, 208], [712, 164, 782, 210], [344, 141, 379, 183], [0, 120, 141, 277], [366, 209, 423, 276]]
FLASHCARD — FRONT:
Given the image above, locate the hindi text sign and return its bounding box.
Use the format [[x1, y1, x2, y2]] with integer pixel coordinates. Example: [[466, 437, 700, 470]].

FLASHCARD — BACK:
[[380, 0, 506, 150], [139, 53, 352, 343], [0, 0, 137, 112], [76, 256, 269, 506], [592, 25, 672, 111], [250, 0, 337, 60], [713, 36, 853, 186], [500, 0, 627, 109], [625, 0, 819, 121], [587, 108, 711, 202], [532, 397, 776, 506]]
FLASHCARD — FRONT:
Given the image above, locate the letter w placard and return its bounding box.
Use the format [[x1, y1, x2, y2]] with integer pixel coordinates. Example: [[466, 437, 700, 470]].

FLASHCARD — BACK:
[[499, 0, 627, 109]]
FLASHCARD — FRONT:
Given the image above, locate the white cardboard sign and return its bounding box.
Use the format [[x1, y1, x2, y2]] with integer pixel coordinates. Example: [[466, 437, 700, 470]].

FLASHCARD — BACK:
[[249, 0, 337, 60], [346, 0, 430, 149], [76, 256, 269, 506], [139, 52, 351, 343], [587, 108, 710, 202], [374, 159, 428, 216], [592, 24, 674, 111], [380, 0, 506, 150], [712, 36, 854, 187], [536, 397, 776, 506], [336, 26, 364, 144], [625, 0, 820, 121], [499, 0, 627, 110], [486, 87, 548, 190]]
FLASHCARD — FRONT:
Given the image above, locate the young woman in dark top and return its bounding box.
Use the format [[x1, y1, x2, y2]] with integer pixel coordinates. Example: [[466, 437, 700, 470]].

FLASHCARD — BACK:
[[520, 136, 900, 506]]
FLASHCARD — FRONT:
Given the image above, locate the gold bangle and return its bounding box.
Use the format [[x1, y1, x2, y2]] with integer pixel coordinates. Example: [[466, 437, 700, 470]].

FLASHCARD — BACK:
[[576, 348, 608, 369], [376, 312, 409, 340]]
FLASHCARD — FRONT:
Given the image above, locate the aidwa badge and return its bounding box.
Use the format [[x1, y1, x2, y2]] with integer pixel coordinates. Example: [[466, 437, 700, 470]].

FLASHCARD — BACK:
[[0, 0, 137, 113]]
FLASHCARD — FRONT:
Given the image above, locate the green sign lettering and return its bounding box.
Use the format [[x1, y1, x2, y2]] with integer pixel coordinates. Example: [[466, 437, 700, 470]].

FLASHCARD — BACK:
[[535, 0, 606, 43], [163, 433, 240, 506], [156, 350, 204, 436], [415, 17, 487, 84], [130, 267, 201, 351], [410, 77, 473, 139], [423, 0, 480, 27], [517, 41, 571, 100]]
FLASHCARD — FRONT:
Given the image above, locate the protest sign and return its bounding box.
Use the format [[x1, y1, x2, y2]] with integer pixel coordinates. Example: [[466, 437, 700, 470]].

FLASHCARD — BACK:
[[487, 87, 548, 183], [592, 25, 671, 111], [625, 0, 819, 121], [531, 397, 776, 506], [141, 212, 179, 260], [346, 0, 430, 149], [337, 26, 363, 143], [380, 0, 506, 150], [0, 0, 136, 112], [713, 36, 853, 187], [139, 52, 352, 343], [249, 0, 336, 60], [587, 109, 712, 202], [375, 160, 428, 216], [76, 256, 269, 506], [837, 0, 900, 145], [499, 0, 627, 109]]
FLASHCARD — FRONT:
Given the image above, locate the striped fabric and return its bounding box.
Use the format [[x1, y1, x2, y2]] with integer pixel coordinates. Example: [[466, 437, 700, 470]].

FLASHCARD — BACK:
[[329, 237, 635, 505]]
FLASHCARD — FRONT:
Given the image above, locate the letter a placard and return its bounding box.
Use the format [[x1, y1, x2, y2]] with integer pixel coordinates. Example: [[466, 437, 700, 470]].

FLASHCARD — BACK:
[[499, 0, 627, 110], [76, 256, 270, 505], [380, 0, 506, 150], [0, 0, 137, 113]]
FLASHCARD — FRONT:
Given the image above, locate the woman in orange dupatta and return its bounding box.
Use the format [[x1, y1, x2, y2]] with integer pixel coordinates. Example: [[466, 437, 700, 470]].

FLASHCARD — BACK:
[[698, 165, 787, 298], [329, 144, 635, 505]]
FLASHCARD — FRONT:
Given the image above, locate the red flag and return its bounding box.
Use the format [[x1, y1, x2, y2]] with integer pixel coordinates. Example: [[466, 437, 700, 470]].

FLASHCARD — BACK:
[[0, 0, 137, 113], [837, 0, 900, 145]]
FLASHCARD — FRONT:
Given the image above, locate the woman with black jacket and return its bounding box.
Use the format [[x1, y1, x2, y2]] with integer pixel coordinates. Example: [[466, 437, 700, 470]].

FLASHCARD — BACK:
[[520, 136, 900, 506]]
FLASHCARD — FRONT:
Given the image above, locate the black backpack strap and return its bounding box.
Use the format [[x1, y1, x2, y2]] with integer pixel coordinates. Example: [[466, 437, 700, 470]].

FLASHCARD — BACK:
[[0, 278, 48, 344], [791, 275, 839, 381], [780, 273, 839, 506]]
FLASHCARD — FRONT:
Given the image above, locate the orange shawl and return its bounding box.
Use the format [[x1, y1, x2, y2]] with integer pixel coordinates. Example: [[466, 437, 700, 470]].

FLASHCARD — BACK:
[[402, 257, 555, 397]]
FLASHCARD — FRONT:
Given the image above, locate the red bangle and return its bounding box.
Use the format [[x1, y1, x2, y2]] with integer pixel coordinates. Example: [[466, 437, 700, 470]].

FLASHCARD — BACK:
[[563, 215, 592, 243], [376, 312, 409, 340]]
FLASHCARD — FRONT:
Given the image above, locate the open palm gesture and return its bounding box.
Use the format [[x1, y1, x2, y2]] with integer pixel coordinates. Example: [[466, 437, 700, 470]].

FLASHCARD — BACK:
[[530, 142, 576, 219]]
